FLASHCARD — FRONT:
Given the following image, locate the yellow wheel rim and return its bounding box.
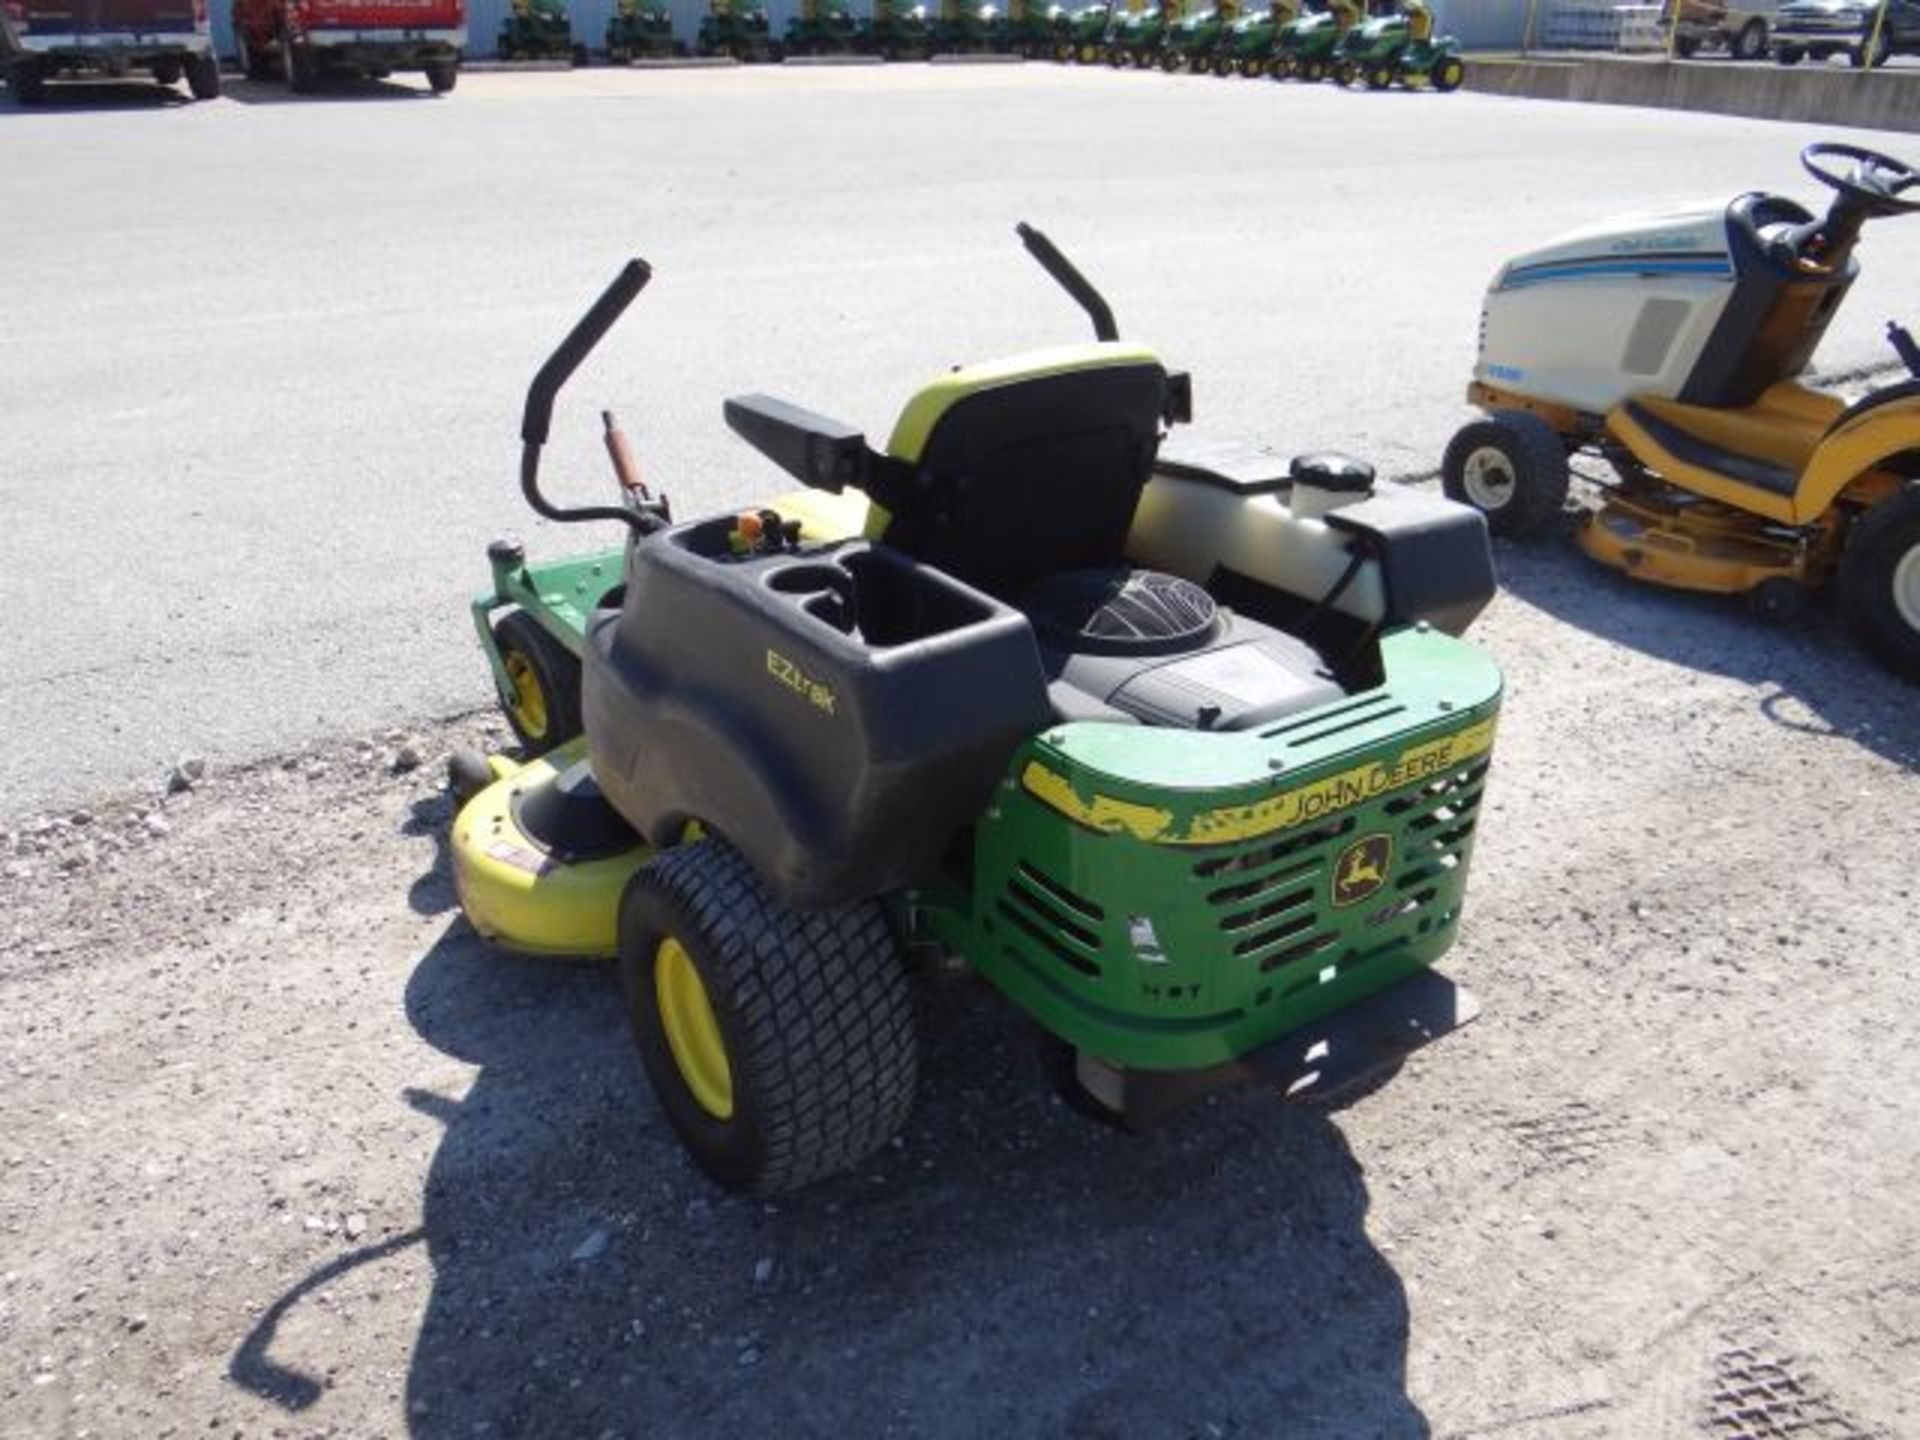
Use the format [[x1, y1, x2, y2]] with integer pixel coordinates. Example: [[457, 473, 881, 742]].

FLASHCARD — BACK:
[[503, 651, 549, 741], [655, 937, 734, 1119]]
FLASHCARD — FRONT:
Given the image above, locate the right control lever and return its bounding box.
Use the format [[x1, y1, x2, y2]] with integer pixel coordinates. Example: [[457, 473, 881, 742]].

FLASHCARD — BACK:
[[1889, 320, 1920, 379]]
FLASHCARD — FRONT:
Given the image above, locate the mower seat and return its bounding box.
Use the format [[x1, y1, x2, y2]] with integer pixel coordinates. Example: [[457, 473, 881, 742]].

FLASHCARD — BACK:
[[875, 343, 1173, 600]]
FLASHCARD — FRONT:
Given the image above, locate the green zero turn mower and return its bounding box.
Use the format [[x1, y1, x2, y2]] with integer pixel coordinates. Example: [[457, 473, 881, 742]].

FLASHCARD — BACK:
[[496, 0, 586, 62], [452, 226, 1502, 1194], [698, 0, 775, 58], [1273, 0, 1360, 79]]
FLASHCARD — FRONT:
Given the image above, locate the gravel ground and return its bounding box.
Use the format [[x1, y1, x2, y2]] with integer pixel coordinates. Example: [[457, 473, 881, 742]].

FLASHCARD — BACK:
[[4, 510, 1917, 1437]]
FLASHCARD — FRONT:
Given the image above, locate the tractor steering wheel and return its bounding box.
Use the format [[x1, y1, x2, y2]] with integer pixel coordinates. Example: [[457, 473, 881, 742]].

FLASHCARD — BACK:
[[1802, 142, 1920, 217]]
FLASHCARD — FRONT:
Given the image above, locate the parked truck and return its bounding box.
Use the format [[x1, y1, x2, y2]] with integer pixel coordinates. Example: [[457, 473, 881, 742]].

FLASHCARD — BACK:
[[232, 0, 465, 91], [3, 0, 221, 102]]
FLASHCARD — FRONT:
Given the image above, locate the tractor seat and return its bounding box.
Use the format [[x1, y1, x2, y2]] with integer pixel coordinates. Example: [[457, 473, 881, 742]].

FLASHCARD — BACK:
[[875, 343, 1173, 600]]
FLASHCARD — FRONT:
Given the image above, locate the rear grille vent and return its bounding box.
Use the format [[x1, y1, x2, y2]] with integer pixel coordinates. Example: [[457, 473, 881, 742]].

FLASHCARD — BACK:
[[996, 860, 1105, 979]]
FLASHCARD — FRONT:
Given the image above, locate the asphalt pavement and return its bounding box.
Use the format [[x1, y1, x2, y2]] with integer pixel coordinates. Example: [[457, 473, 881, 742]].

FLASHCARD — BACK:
[[4, 64, 1917, 817]]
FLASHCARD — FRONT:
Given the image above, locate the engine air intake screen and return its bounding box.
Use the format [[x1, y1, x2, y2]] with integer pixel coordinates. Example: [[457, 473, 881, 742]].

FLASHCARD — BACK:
[[1025, 568, 1221, 656]]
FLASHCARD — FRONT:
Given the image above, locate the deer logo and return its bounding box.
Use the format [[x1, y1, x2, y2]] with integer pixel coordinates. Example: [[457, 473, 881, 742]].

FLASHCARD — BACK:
[[1332, 833, 1394, 908]]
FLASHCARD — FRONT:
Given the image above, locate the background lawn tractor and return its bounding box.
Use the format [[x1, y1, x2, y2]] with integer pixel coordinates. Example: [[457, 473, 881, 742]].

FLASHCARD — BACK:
[[863, 0, 934, 54], [1443, 142, 1920, 680], [1273, 0, 1359, 79], [1332, 0, 1462, 87], [605, 0, 676, 59], [697, 0, 774, 57], [1107, 0, 1177, 64], [784, 0, 862, 52], [496, 0, 585, 61], [931, 0, 1007, 52], [1063, 0, 1116, 58], [1220, 0, 1294, 74], [1160, 0, 1236, 69], [453, 226, 1502, 1194], [1003, 0, 1073, 54]]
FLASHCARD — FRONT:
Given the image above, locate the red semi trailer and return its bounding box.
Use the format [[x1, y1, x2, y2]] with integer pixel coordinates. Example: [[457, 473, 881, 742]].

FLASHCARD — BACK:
[[232, 0, 465, 92], [3, 0, 221, 102]]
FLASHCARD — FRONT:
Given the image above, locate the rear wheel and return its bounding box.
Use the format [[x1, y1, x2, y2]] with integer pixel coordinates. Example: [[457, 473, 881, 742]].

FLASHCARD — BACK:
[[1303, 55, 1326, 81], [1731, 17, 1766, 58], [1442, 411, 1572, 539], [491, 609, 583, 755], [1271, 51, 1296, 77], [185, 52, 221, 98], [1433, 53, 1464, 89], [1840, 481, 1920, 681], [619, 841, 917, 1193], [1365, 62, 1391, 87], [283, 37, 319, 91], [425, 59, 458, 90], [9, 56, 49, 104], [1333, 57, 1356, 84]]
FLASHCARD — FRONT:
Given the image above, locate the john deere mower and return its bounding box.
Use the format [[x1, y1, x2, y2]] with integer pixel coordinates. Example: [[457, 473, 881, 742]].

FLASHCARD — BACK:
[[606, 0, 676, 58], [697, 0, 774, 58], [1108, 0, 1177, 64], [863, 0, 934, 55], [1160, 0, 1235, 70], [1004, 0, 1072, 54], [785, 0, 861, 52], [1273, 0, 1359, 80], [497, 0, 584, 61], [453, 225, 1501, 1194], [931, 0, 1007, 51], [1220, 0, 1294, 74], [1443, 142, 1920, 680], [1063, 0, 1115, 59], [1332, 0, 1461, 87]]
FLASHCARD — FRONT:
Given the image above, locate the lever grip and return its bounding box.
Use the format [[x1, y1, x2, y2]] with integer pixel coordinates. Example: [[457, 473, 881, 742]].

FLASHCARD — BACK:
[[1016, 222, 1119, 342], [520, 258, 653, 446]]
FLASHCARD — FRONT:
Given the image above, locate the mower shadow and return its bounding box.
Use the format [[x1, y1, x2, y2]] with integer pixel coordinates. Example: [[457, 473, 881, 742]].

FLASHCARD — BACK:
[[1493, 522, 1920, 774], [372, 923, 1425, 1438]]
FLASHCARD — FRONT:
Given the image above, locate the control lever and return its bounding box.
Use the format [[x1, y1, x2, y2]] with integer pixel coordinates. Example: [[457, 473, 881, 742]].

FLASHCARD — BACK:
[[1889, 321, 1920, 379]]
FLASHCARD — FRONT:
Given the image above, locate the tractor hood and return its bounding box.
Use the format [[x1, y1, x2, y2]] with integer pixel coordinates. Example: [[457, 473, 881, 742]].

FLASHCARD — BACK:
[[1489, 201, 1733, 292]]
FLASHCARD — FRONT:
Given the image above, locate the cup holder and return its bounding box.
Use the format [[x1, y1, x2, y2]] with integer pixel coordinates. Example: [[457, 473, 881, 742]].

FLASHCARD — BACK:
[[767, 563, 847, 595]]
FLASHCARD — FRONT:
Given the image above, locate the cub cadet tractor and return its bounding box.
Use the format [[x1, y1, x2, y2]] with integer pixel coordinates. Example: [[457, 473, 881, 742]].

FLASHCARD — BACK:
[[698, 0, 774, 58], [497, 0, 583, 61], [1273, 0, 1359, 79], [452, 225, 1502, 1194], [1160, 0, 1236, 69], [1443, 142, 1920, 680], [1063, 0, 1115, 58], [785, 0, 861, 53], [1108, 0, 1177, 64], [606, 0, 676, 59], [1220, 0, 1294, 74], [863, 0, 934, 54]]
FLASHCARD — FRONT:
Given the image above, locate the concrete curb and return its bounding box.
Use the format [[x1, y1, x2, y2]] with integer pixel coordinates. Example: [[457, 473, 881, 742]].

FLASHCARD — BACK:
[[617, 55, 744, 68], [780, 53, 888, 65], [927, 51, 1027, 63], [463, 60, 573, 72], [1464, 54, 1920, 134]]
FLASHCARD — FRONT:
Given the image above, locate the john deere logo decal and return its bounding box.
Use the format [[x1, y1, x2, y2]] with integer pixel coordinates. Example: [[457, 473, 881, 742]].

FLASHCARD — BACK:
[[1332, 833, 1393, 908]]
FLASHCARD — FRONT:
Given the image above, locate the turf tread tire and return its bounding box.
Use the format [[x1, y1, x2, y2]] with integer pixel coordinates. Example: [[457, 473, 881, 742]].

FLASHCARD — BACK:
[[491, 609, 583, 755], [620, 841, 917, 1193], [1839, 480, 1920, 681], [1442, 410, 1571, 539]]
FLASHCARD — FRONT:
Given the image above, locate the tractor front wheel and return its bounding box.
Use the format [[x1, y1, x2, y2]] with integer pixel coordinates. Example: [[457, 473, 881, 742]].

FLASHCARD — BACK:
[[1840, 480, 1920, 680], [1365, 62, 1391, 87], [1433, 53, 1464, 89], [491, 609, 582, 755], [1441, 411, 1572, 539], [1271, 52, 1295, 77], [185, 51, 222, 98], [620, 841, 918, 1193], [1303, 56, 1326, 81], [425, 59, 458, 91]]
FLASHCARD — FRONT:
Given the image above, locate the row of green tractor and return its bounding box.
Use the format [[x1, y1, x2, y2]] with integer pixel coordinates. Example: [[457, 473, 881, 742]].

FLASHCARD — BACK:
[[1079, 0, 1465, 89], [518, 0, 1462, 79]]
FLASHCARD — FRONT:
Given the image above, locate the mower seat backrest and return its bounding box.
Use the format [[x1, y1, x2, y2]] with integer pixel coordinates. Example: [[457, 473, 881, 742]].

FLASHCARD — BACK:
[[1406, 0, 1431, 38], [878, 343, 1170, 600]]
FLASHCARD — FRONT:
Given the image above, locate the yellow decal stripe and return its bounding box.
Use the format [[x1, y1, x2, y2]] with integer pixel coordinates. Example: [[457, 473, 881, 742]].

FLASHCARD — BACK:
[[1022, 716, 1497, 847]]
